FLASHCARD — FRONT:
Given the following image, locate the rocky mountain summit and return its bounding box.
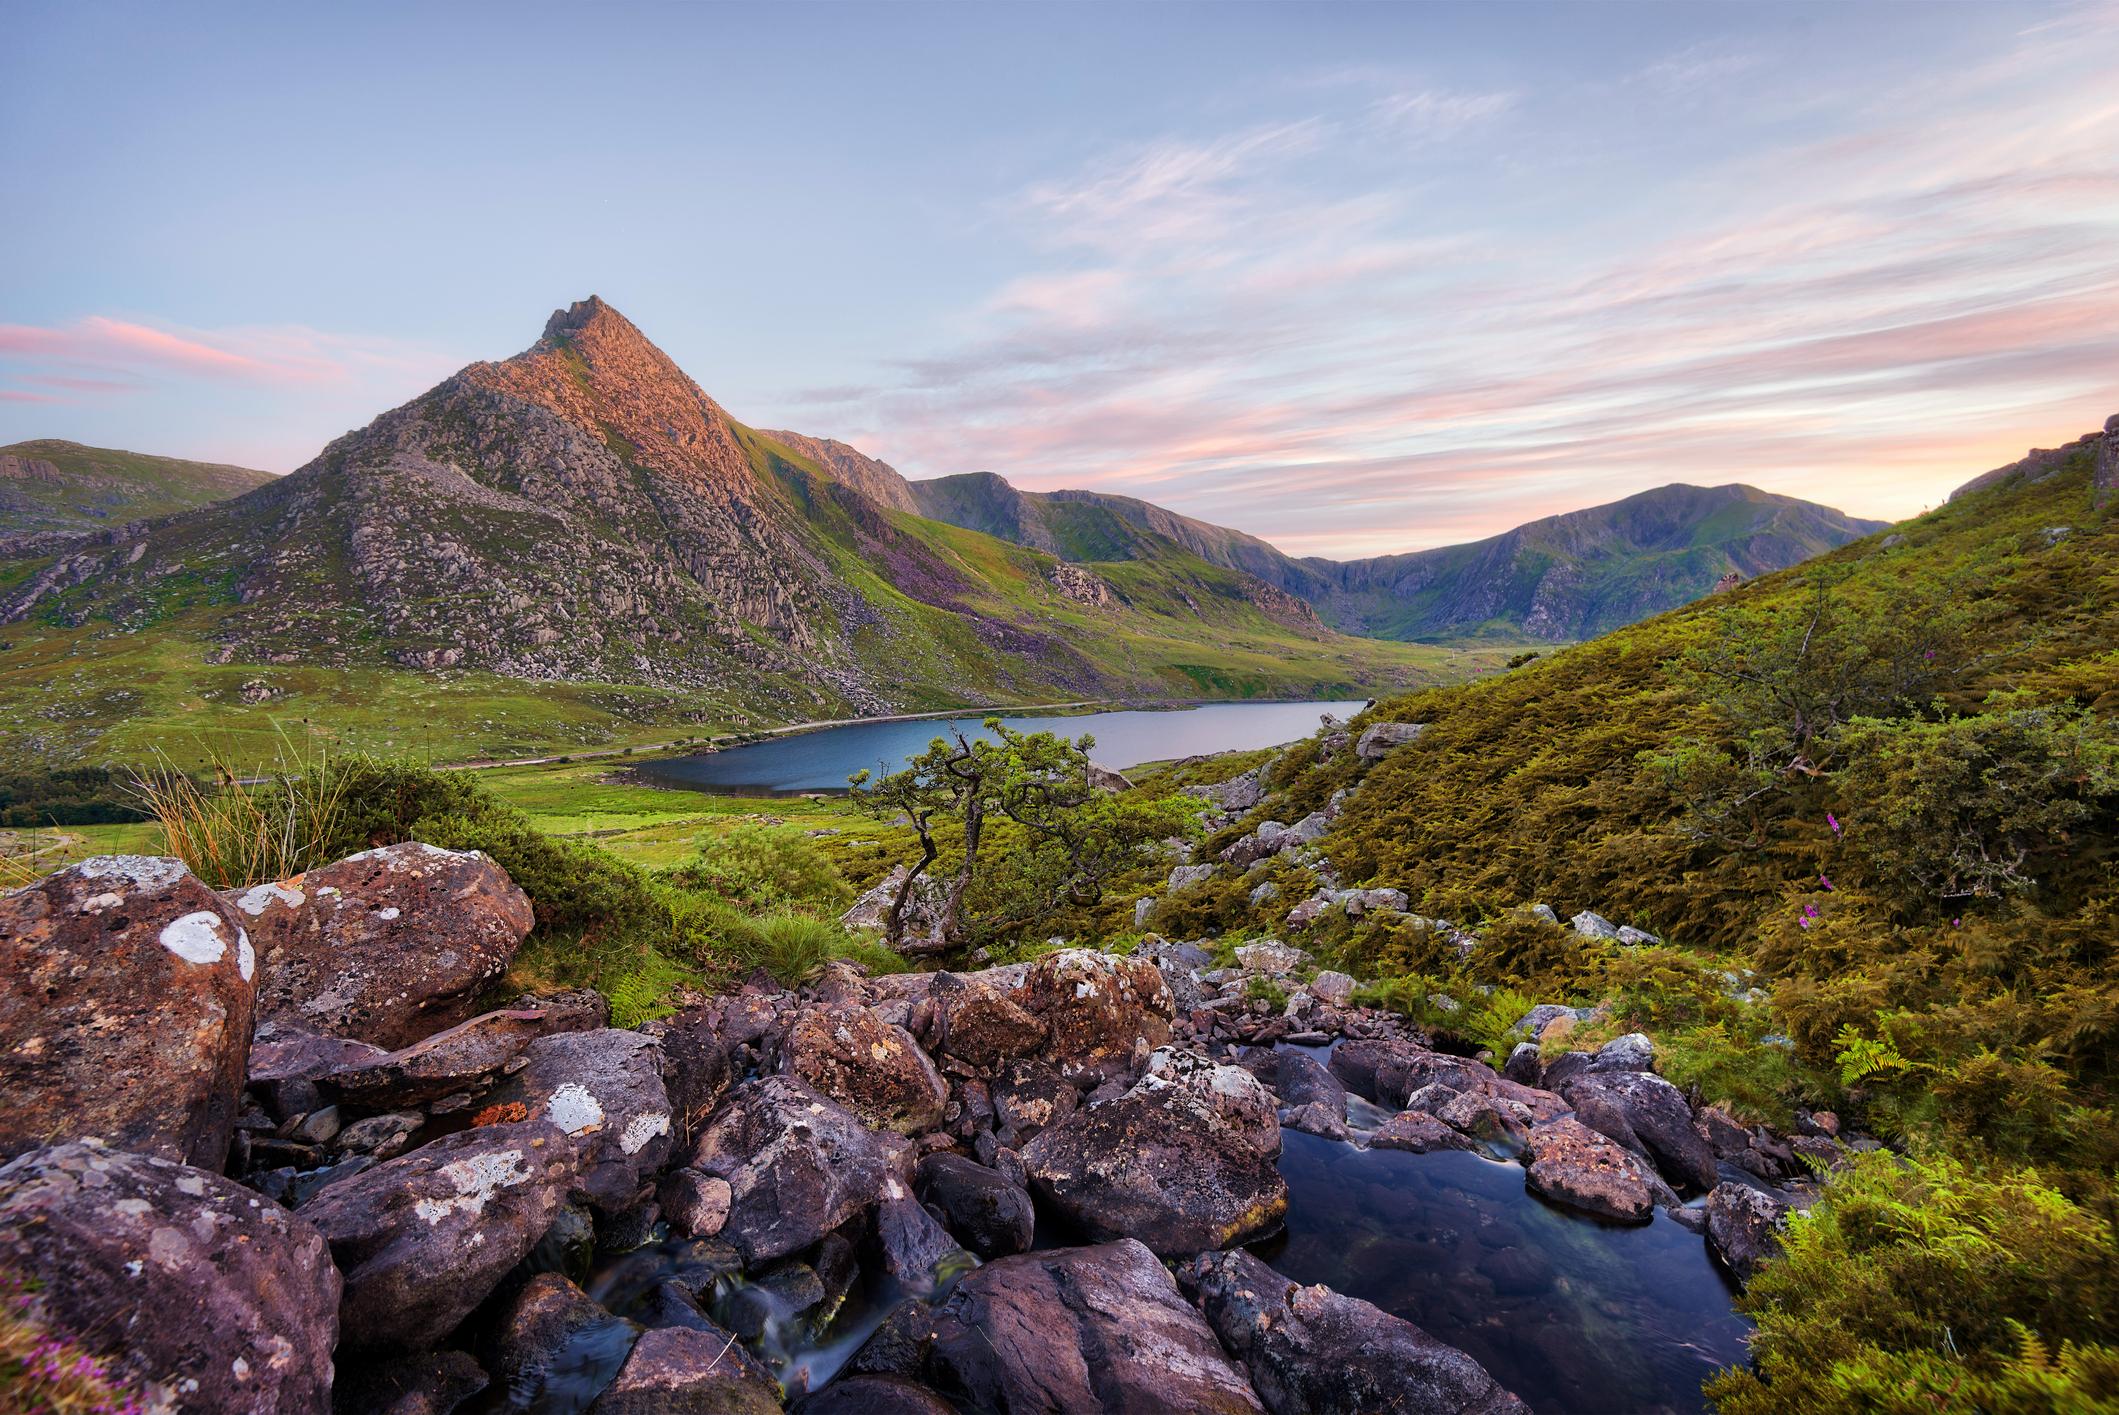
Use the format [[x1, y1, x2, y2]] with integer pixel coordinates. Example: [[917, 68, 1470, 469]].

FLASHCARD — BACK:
[[0, 299, 1416, 732], [0, 838, 1842, 1412]]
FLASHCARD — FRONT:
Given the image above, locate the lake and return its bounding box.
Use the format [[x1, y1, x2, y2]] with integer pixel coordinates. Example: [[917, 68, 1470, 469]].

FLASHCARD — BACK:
[[635, 699, 1370, 794]]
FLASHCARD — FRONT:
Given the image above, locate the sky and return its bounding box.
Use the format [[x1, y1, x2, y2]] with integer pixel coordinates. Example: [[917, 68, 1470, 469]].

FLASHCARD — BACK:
[[4, 2, 2117, 557]]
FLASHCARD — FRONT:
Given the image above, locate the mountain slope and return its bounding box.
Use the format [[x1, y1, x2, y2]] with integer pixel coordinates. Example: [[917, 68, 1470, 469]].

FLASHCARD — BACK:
[[0, 440, 274, 545], [0, 299, 1463, 761], [888, 468, 1882, 642]]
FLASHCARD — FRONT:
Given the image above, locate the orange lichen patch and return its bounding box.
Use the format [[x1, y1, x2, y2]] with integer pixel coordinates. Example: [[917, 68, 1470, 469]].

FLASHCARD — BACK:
[[470, 1101, 531, 1128]]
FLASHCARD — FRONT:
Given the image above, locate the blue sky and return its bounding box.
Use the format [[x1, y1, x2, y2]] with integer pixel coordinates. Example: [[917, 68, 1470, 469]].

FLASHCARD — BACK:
[[4, 1, 2116, 554]]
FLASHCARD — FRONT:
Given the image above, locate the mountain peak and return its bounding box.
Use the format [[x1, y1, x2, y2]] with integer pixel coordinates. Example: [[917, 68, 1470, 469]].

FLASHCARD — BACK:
[[539, 294, 635, 348]]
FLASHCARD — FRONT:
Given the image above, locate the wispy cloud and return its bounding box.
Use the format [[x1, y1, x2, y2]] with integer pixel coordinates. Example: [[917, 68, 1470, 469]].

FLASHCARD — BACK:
[[782, 15, 2119, 557]]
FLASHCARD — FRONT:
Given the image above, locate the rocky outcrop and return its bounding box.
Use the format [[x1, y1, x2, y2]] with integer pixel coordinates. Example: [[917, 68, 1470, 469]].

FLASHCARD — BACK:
[[840, 866, 949, 952], [320, 996, 606, 1111], [881, 1239, 1266, 1413], [686, 1076, 893, 1265], [1558, 1069, 1718, 1193], [301, 1119, 576, 1348], [1354, 721, 1426, 760], [234, 843, 533, 1048], [0, 1140, 340, 1414], [1017, 948, 1173, 1083], [0, 856, 255, 1167], [1184, 1248, 1526, 1415], [1022, 1047, 1287, 1255]]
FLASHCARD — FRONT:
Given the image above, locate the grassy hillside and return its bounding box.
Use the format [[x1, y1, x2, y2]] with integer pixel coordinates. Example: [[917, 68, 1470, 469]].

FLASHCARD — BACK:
[[0, 439, 274, 539]]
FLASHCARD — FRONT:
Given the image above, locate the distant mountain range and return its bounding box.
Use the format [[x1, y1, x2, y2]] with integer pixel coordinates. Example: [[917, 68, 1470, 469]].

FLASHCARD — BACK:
[[0, 299, 1460, 759], [0, 440, 273, 549]]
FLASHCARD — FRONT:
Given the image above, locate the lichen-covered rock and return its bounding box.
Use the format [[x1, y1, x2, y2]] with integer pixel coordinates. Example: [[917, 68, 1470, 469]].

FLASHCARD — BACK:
[[778, 1004, 948, 1135], [908, 1239, 1265, 1413], [1368, 1111, 1476, 1154], [1017, 948, 1173, 1083], [687, 1077, 893, 1266], [487, 1272, 636, 1410], [234, 843, 533, 1049], [1234, 940, 1309, 974], [301, 1119, 576, 1349], [840, 865, 948, 952], [1308, 970, 1357, 1006], [1522, 1117, 1655, 1223], [1183, 1248, 1525, 1415], [1705, 1181, 1790, 1284], [914, 1152, 1035, 1259], [0, 856, 256, 1166], [874, 1183, 971, 1298], [1354, 721, 1427, 761], [481, 1028, 673, 1214], [928, 972, 1046, 1071], [1022, 1047, 1286, 1255], [591, 1325, 784, 1415], [0, 1140, 340, 1415]]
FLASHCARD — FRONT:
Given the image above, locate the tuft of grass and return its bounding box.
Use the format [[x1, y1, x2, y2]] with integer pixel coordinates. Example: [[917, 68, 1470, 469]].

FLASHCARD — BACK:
[[127, 744, 349, 890]]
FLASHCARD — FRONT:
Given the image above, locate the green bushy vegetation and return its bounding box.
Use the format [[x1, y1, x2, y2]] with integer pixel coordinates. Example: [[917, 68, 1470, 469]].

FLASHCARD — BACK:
[[0, 767, 153, 827]]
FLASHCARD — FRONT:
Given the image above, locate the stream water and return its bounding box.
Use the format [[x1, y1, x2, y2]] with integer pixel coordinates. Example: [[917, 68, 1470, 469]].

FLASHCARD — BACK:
[[634, 699, 1369, 795]]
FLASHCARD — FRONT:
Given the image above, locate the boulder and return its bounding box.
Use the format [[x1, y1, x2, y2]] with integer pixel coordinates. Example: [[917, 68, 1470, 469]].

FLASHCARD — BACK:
[[324, 1000, 605, 1110], [1183, 766, 1266, 814], [635, 1002, 740, 1146], [793, 1374, 955, 1414], [911, 1239, 1265, 1413], [301, 1119, 576, 1349], [840, 865, 948, 951], [1168, 863, 1217, 891], [874, 1184, 971, 1297], [1235, 940, 1309, 974], [1521, 1117, 1655, 1223], [1308, 970, 1357, 1006], [1368, 1111, 1475, 1154], [481, 1028, 674, 1214], [234, 843, 533, 1049], [1354, 720, 1428, 761], [1022, 1047, 1287, 1256], [687, 1077, 893, 1266], [0, 1141, 339, 1415], [1017, 949, 1173, 1083], [1183, 1248, 1525, 1415], [1705, 1181, 1790, 1284], [1591, 1032, 1655, 1073], [778, 1004, 948, 1135], [591, 1325, 783, 1415], [487, 1272, 635, 1409], [928, 972, 1046, 1071], [1559, 1070, 1718, 1193], [1569, 910, 1621, 940], [914, 1152, 1035, 1259], [0, 856, 256, 1166], [658, 1168, 733, 1238]]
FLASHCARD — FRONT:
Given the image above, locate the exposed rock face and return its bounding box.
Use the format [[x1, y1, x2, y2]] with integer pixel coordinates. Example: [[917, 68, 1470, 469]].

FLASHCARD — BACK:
[[1705, 1181, 1789, 1283], [687, 1077, 893, 1265], [1018, 948, 1174, 1082], [1184, 1249, 1527, 1415], [778, 1004, 949, 1135], [1369, 1110, 1476, 1154], [840, 866, 949, 951], [488, 1272, 633, 1408], [1522, 1117, 1656, 1223], [927, 972, 1046, 1071], [301, 1120, 576, 1349], [234, 843, 533, 1049], [1022, 1047, 1287, 1255], [900, 1239, 1266, 1413], [914, 1152, 1036, 1259], [0, 856, 255, 1166], [481, 1028, 673, 1214], [592, 1325, 784, 1415], [0, 1141, 340, 1415]]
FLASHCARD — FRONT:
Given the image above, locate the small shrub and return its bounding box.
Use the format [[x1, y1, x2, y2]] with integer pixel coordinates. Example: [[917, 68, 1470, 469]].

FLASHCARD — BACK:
[[660, 822, 852, 914]]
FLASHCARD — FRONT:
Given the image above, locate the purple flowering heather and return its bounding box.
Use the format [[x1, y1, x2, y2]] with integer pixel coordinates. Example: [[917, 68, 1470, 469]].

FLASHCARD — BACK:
[[1827, 812, 1842, 834]]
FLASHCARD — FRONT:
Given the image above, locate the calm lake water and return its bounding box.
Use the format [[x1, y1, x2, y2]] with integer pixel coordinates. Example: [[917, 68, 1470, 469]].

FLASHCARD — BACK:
[[637, 700, 1369, 794], [1260, 1128, 1752, 1414]]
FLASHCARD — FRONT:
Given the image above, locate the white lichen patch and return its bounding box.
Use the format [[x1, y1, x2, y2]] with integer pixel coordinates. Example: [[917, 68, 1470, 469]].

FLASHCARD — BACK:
[[374, 906, 401, 921], [412, 1149, 532, 1224], [78, 856, 191, 890], [236, 928, 256, 983], [618, 1112, 670, 1155], [233, 882, 305, 917], [544, 1083, 605, 1135], [159, 911, 229, 967]]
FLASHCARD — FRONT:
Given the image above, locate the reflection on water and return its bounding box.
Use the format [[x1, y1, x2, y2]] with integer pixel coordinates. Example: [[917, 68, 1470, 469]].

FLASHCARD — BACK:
[[1259, 1130, 1752, 1414], [636, 700, 1369, 795]]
